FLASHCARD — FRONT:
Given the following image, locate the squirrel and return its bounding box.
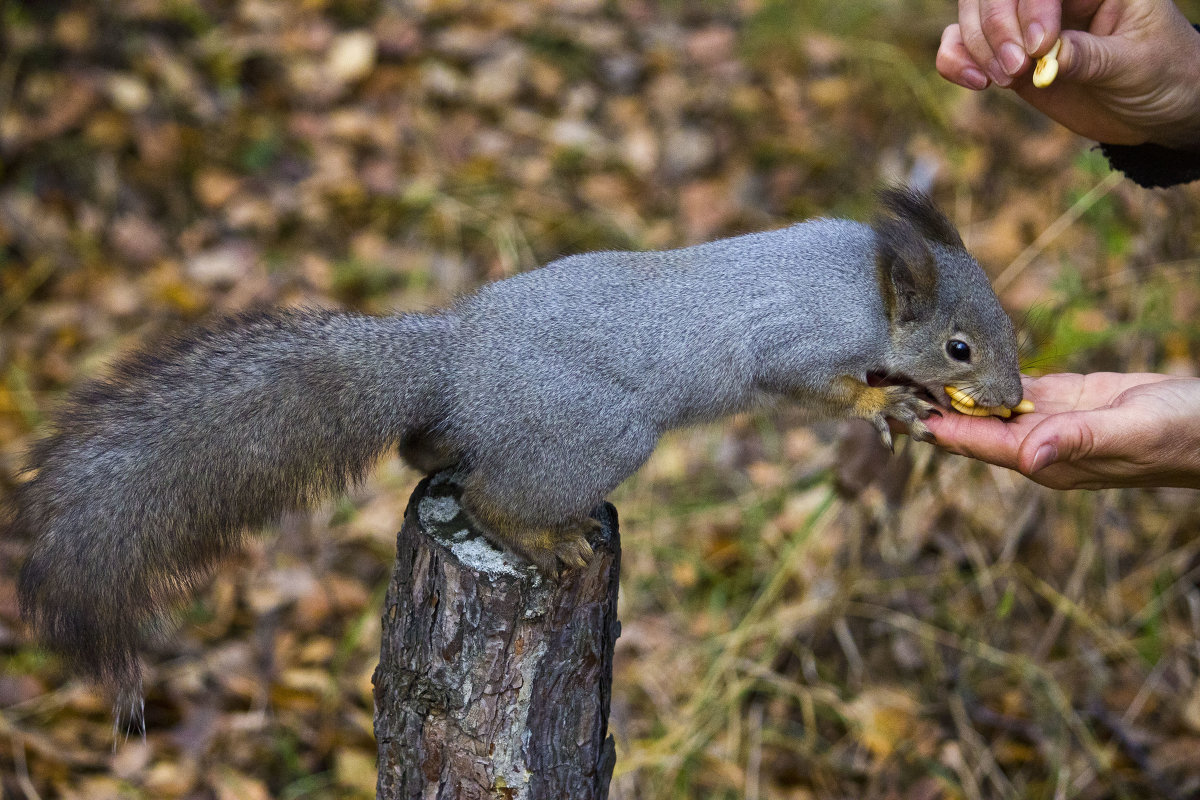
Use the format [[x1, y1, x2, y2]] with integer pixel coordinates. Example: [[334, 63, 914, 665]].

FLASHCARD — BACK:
[[11, 187, 1022, 702]]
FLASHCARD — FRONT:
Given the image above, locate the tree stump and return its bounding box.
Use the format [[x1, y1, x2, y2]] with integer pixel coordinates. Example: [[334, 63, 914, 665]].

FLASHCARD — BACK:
[[373, 469, 621, 800]]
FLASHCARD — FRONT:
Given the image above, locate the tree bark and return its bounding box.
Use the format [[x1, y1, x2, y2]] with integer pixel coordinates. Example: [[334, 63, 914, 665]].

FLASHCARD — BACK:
[[373, 469, 620, 800]]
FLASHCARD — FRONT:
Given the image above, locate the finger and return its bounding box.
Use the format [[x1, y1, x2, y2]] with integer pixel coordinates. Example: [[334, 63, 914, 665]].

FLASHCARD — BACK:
[[1057, 29, 1121, 84], [937, 24, 992, 89], [924, 410, 1028, 470], [1017, 372, 1145, 414], [1014, 373, 1087, 413], [1025, 372, 1175, 412], [978, 0, 1031, 77], [1016, 0, 1061, 55], [958, 0, 1008, 85], [1015, 407, 1137, 475]]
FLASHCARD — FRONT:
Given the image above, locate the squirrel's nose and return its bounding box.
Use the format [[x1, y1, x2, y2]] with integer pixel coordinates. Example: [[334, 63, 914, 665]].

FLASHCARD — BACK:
[[1000, 384, 1024, 410]]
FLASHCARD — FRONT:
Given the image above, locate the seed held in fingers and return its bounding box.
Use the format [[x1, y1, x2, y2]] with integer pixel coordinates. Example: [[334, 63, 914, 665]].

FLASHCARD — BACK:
[[1032, 38, 1062, 88]]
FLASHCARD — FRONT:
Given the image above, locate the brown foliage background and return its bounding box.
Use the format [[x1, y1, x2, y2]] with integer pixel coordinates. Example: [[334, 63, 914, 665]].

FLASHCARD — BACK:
[[2, 1, 1200, 798]]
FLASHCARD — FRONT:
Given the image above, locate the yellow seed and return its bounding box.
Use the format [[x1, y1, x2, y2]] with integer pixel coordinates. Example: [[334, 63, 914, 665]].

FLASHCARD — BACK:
[[946, 384, 1020, 418], [962, 402, 1011, 418], [944, 385, 976, 408], [950, 398, 993, 416], [1032, 38, 1062, 88], [945, 383, 1032, 417], [1013, 398, 1036, 414]]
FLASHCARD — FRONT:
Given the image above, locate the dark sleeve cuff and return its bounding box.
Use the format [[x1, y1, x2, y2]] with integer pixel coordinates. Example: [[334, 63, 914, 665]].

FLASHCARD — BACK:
[[1098, 142, 1200, 189]]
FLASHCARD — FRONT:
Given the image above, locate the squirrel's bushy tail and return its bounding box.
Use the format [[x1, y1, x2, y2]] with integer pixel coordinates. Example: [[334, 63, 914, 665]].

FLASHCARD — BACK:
[[14, 308, 446, 699]]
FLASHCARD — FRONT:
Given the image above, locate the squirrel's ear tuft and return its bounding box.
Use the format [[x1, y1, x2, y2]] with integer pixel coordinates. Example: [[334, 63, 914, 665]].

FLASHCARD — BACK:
[[877, 186, 963, 249], [873, 211, 938, 324]]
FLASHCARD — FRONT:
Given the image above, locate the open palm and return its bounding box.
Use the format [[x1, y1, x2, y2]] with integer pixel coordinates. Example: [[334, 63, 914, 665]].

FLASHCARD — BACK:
[[925, 372, 1200, 489]]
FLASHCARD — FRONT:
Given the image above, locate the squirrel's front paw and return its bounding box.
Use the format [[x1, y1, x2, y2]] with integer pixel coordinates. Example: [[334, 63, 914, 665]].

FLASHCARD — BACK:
[[873, 385, 938, 451]]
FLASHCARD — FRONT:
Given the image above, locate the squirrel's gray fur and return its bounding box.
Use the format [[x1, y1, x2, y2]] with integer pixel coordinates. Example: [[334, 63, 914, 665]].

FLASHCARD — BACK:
[[12, 188, 1021, 703]]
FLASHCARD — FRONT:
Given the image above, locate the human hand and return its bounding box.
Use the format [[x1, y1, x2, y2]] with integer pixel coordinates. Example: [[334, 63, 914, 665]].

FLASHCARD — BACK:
[[935, 0, 1200, 149], [924, 372, 1200, 489]]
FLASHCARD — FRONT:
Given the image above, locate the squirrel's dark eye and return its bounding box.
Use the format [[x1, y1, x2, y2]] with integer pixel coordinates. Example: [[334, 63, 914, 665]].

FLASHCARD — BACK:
[[946, 340, 971, 362]]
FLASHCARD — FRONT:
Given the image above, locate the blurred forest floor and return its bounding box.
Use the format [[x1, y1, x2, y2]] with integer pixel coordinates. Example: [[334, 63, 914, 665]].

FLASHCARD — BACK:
[[2, 1, 1200, 798]]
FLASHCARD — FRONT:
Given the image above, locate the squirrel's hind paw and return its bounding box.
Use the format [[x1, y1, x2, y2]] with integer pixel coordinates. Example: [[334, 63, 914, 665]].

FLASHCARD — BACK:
[[522, 521, 598, 575], [463, 487, 599, 575], [552, 524, 597, 572]]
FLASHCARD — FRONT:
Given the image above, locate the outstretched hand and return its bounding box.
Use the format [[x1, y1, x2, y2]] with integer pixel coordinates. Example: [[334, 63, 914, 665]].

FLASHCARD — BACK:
[[924, 372, 1200, 489], [935, 0, 1200, 149]]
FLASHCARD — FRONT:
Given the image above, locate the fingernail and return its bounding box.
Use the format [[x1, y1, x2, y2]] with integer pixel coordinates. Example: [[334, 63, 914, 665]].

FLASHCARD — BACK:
[[1030, 443, 1058, 473], [999, 42, 1026, 76], [987, 60, 1012, 87], [1024, 22, 1046, 53], [961, 68, 990, 90]]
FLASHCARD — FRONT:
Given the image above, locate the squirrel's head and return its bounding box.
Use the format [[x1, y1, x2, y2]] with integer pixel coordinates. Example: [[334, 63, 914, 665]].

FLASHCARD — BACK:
[[872, 187, 1023, 410]]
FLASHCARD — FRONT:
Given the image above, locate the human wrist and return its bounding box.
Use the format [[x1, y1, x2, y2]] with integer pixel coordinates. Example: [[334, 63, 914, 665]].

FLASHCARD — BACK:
[[1149, 381, 1200, 489], [1100, 20, 1200, 154], [1155, 436, 1200, 490], [1151, 23, 1200, 151], [1147, 104, 1200, 153], [1097, 20, 1200, 191], [1172, 425, 1200, 491]]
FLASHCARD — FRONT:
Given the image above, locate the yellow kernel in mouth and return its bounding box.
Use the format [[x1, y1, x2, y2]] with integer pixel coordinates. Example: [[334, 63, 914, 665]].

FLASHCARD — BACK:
[[950, 398, 1000, 416], [945, 385, 1033, 418], [944, 385, 976, 408]]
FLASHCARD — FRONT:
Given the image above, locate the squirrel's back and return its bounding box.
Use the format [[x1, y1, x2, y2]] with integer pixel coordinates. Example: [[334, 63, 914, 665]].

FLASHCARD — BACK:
[[450, 218, 887, 429]]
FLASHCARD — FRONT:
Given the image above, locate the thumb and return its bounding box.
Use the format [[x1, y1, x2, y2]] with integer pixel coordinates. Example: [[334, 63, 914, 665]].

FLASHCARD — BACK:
[[1016, 412, 1101, 476], [1057, 30, 1123, 84]]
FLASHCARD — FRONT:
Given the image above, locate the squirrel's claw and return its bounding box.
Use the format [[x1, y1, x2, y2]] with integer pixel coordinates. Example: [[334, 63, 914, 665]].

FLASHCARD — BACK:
[[875, 385, 938, 450], [873, 415, 895, 452], [554, 533, 596, 573], [909, 420, 935, 444], [517, 520, 600, 577]]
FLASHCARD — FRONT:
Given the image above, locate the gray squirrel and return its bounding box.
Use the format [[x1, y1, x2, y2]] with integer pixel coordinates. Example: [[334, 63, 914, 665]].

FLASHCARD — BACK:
[[12, 187, 1022, 700]]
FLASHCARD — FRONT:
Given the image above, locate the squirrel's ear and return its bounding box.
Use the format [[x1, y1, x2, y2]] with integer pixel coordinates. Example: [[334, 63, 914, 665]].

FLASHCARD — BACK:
[[877, 187, 963, 249], [873, 213, 938, 324]]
